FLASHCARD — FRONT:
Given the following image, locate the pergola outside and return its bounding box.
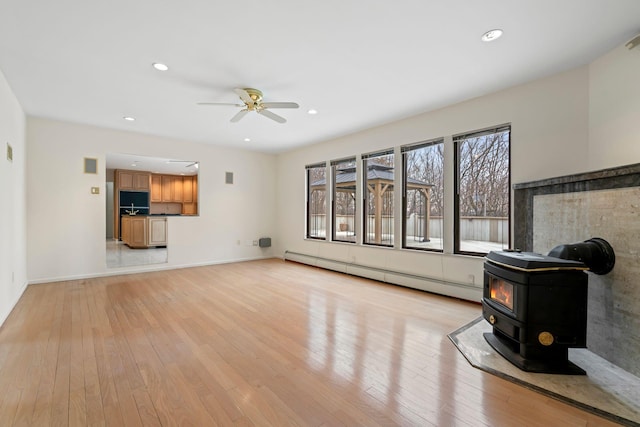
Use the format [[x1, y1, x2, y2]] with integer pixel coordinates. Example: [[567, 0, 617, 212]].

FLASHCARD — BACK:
[[310, 163, 432, 244]]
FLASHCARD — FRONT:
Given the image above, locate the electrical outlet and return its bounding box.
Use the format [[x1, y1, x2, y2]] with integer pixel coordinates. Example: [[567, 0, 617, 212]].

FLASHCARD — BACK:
[[253, 240, 258, 246]]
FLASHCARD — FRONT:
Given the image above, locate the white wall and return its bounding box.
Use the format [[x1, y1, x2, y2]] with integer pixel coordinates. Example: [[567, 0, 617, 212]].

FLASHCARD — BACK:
[[276, 65, 594, 301], [0, 69, 27, 325], [589, 44, 640, 169], [10, 41, 640, 308], [26, 118, 277, 283]]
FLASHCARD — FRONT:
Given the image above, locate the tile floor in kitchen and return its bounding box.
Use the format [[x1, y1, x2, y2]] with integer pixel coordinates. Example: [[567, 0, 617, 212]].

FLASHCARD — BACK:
[[106, 239, 167, 268]]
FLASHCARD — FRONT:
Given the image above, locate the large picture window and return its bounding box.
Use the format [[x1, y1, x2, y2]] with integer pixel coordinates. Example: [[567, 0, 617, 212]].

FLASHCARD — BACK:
[[331, 158, 357, 242], [306, 163, 326, 239], [402, 139, 444, 251], [454, 125, 510, 255], [363, 150, 394, 246]]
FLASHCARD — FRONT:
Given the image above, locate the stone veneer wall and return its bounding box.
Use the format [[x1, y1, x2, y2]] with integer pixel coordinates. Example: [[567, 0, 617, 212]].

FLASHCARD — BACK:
[[513, 163, 640, 377]]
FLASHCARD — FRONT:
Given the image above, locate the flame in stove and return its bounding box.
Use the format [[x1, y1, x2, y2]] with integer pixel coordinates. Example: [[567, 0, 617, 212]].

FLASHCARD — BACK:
[[490, 278, 514, 311]]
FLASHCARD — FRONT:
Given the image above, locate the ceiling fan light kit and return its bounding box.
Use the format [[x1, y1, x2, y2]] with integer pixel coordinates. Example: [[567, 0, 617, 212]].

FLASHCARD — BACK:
[[198, 87, 299, 123]]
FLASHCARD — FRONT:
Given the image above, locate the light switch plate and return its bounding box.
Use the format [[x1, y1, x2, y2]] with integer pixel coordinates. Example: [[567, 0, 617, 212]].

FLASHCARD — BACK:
[[6, 143, 12, 162], [91, 187, 100, 194]]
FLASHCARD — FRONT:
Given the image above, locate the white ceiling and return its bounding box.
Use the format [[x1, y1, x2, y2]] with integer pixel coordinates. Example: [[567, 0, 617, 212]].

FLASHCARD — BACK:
[[105, 153, 198, 175], [1, 1, 639, 154]]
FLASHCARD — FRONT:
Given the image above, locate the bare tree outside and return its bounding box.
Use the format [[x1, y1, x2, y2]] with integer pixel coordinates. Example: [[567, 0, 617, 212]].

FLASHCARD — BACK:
[[306, 164, 326, 239], [305, 125, 509, 255], [455, 128, 510, 253], [403, 140, 444, 250]]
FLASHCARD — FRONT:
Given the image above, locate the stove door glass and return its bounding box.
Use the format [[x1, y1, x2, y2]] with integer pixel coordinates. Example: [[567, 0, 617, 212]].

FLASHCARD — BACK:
[[489, 276, 514, 311]]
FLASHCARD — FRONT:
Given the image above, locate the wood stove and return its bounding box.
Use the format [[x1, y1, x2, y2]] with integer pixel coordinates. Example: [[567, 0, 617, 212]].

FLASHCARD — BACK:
[[482, 238, 615, 375]]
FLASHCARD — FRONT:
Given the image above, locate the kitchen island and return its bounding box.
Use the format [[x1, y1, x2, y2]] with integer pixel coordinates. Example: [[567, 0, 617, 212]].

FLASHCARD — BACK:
[[121, 215, 167, 248]]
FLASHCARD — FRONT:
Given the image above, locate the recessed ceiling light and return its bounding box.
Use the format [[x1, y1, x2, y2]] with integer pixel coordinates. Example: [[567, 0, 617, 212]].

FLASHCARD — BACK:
[[123, 116, 135, 121], [244, 138, 251, 142], [152, 62, 169, 71], [307, 109, 318, 115], [481, 29, 503, 42]]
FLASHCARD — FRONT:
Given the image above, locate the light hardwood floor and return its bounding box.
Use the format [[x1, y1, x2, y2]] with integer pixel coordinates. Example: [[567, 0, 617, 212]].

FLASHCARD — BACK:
[[0, 259, 619, 426]]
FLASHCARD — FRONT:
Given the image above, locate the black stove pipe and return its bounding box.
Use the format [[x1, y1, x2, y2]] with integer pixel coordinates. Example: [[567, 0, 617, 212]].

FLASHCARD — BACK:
[[547, 237, 615, 275]]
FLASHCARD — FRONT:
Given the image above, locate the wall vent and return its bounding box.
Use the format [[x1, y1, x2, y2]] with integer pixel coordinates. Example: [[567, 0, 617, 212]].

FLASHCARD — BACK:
[[259, 237, 271, 247]]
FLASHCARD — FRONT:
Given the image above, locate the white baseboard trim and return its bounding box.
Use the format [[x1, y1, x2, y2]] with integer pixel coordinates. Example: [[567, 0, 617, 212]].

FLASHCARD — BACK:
[[0, 280, 29, 328], [284, 250, 482, 302], [27, 255, 274, 285]]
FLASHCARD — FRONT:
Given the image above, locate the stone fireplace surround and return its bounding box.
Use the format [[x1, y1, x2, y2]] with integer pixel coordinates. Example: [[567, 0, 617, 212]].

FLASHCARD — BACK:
[[513, 163, 640, 377]]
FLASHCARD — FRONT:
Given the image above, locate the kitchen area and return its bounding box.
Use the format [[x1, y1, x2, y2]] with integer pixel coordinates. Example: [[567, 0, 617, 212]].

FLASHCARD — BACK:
[[106, 154, 199, 268]]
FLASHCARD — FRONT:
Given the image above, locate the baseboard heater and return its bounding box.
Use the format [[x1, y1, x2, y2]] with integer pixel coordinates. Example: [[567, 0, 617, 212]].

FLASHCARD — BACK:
[[283, 250, 481, 302]]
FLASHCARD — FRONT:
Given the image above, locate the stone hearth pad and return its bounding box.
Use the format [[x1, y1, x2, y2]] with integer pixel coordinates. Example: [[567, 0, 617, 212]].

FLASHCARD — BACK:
[[448, 317, 640, 426]]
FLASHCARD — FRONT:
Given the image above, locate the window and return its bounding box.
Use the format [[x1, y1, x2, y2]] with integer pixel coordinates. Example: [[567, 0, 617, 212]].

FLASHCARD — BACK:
[[306, 163, 326, 239], [454, 125, 510, 255], [363, 150, 394, 246], [402, 139, 444, 251], [331, 158, 356, 242]]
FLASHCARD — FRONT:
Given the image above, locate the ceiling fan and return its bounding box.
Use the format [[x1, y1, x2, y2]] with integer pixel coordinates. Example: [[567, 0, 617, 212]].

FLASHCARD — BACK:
[[198, 88, 299, 123]]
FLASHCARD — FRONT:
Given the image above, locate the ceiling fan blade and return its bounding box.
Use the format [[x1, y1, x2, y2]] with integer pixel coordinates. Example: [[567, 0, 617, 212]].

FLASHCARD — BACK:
[[234, 88, 254, 106], [258, 109, 286, 123], [261, 102, 299, 109], [230, 109, 249, 123], [197, 102, 243, 107]]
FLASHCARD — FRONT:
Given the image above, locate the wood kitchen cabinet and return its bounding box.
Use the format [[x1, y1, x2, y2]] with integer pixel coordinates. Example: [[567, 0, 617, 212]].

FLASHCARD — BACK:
[[160, 174, 186, 202], [134, 173, 150, 191], [117, 170, 150, 191], [182, 175, 198, 214], [161, 175, 173, 202], [147, 217, 168, 246], [129, 217, 147, 247], [150, 174, 162, 202], [121, 216, 131, 244], [182, 204, 197, 215], [118, 171, 133, 190], [192, 176, 197, 203], [115, 169, 151, 241], [121, 216, 166, 248], [172, 177, 183, 202], [121, 215, 147, 248], [150, 173, 198, 214], [182, 176, 194, 203]]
